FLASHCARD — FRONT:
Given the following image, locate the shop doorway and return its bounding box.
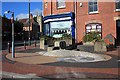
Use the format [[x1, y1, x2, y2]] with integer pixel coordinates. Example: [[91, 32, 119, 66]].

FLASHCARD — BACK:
[[116, 20, 120, 46]]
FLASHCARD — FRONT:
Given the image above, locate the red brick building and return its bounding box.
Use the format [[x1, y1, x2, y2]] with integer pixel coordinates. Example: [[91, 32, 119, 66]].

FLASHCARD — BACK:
[[1, 16, 12, 41], [18, 14, 34, 31], [44, 0, 74, 16], [43, 0, 120, 46], [18, 14, 40, 40]]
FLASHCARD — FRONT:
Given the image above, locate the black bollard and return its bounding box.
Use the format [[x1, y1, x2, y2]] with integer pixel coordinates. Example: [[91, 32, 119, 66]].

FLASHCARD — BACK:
[[34, 40, 36, 47], [118, 46, 120, 55], [24, 41, 26, 49], [8, 42, 10, 53]]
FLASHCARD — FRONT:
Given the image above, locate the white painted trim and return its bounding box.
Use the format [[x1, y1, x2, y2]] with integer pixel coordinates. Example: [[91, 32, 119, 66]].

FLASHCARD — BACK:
[[57, 6, 66, 9], [89, 11, 99, 14], [115, 9, 120, 12], [44, 17, 71, 23]]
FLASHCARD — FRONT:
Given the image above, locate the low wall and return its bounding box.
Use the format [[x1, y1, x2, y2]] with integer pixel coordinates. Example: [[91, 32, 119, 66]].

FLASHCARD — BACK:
[[77, 45, 94, 53], [77, 42, 107, 53]]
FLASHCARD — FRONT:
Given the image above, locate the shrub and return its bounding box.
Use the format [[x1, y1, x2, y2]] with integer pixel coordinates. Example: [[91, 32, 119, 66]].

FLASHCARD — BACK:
[[83, 31, 101, 43], [62, 33, 72, 39]]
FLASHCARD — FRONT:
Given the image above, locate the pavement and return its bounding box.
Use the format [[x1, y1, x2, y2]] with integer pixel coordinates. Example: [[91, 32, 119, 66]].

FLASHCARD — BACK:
[[6, 53, 58, 64], [1, 44, 120, 80], [1, 71, 40, 78], [2, 40, 40, 50]]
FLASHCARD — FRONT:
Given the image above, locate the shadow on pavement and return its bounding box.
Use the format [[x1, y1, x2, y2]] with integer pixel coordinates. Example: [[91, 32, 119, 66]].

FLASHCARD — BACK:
[[42, 72, 119, 80]]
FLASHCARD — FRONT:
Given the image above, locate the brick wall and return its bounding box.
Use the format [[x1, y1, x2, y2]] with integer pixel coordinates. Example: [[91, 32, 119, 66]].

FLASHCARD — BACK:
[[51, 1, 74, 14], [43, 0, 74, 16], [76, 2, 119, 43], [43, 1, 120, 43]]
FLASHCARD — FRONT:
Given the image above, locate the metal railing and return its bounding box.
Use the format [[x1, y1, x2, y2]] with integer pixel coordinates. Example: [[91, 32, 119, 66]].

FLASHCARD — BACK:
[[117, 46, 120, 56], [7, 40, 40, 53]]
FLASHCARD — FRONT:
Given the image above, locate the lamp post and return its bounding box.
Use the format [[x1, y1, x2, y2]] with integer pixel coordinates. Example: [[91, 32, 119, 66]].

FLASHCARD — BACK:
[[4, 11, 15, 58], [28, 0, 31, 46]]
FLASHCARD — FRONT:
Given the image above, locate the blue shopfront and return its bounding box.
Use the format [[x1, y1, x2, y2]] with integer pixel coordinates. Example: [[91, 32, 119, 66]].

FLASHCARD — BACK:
[[43, 12, 75, 39]]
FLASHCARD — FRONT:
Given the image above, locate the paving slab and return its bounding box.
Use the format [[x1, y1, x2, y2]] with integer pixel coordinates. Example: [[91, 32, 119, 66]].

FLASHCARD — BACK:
[[6, 53, 58, 64], [2, 46, 120, 79], [1, 71, 41, 78]]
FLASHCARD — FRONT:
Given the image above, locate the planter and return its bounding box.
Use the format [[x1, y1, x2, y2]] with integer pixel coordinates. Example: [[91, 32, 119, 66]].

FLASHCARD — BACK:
[[54, 41, 60, 47], [77, 45, 94, 53], [94, 42, 107, 52], [65, 39, 72, 46], [44, 45, 48, 51], [47, 39, 54, 46], [40, 38, 45, 49], [47, 46, 54, 52], [83, 42, 94, 45]]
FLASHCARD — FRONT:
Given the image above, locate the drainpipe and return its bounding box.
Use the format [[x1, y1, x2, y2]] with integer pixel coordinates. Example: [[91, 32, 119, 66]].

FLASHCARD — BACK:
[[74, 0, 77, 43], [51, 0, 52, 15], [50, 0, 52, 36]]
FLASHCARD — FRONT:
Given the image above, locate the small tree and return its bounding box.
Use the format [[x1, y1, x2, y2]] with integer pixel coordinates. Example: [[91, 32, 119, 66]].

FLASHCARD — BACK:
[[33, 17, 37, 22], [14, 21, 24, 33], [3, 14, 7, 19]]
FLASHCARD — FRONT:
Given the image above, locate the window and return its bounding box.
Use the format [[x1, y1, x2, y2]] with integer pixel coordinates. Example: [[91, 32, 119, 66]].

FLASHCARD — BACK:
[[116, 0, 120, 11], [88, 0, 98, 13], [57, 0, 66, 9], [45, 23, 50, 36], [85, 23, 102, 37]]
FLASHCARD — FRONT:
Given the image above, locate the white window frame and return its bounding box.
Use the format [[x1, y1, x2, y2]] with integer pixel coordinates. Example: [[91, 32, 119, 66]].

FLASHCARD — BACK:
[[85, 23, 102, 38], [57, 0, 66, 9], [116, 0, 120, 11], [88, 0, 98, 14]]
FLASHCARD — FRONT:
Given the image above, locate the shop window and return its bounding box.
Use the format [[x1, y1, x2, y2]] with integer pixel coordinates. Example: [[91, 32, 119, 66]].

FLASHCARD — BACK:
[[116, 0, 120, 11], [57, 0, 66, 9], [45, 23, 50, 36], [85, 23, 102, 37], [88, 0, 98, 14]]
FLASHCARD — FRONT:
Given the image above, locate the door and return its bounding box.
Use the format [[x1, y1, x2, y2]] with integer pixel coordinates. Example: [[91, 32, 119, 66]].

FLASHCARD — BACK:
[[116, 20, 120, 46]]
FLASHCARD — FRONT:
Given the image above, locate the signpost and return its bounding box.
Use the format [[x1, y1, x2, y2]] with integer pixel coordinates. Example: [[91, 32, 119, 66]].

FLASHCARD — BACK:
[[4, 11, 15, 58]]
